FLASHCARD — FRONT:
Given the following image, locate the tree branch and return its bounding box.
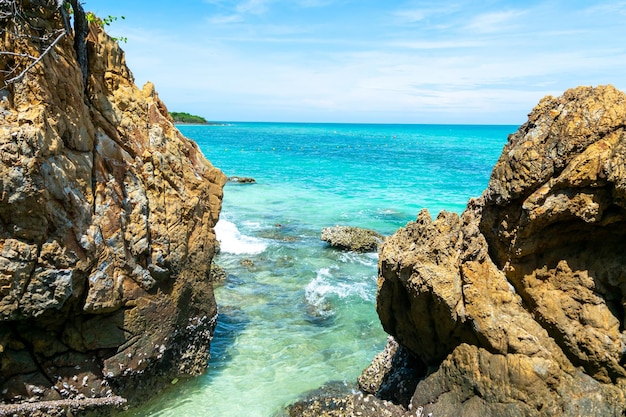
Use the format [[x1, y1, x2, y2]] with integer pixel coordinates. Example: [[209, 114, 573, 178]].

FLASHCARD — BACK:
[[3, 29, 65, 86], [0, 51, 38, 60]]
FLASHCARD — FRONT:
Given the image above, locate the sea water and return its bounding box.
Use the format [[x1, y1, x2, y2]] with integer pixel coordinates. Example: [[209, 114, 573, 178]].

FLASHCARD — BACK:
[[124, 123, 515, 416]]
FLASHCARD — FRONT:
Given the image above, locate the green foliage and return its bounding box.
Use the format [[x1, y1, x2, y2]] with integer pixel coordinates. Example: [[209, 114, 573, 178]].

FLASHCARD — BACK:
[[169, 112, 210, 124], [85, 11, 127, 43]]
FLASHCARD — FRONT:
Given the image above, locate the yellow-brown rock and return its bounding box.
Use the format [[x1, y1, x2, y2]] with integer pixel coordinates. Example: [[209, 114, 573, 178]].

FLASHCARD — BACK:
[[0, 1, 226, 414], [376, 85, 626, 416]]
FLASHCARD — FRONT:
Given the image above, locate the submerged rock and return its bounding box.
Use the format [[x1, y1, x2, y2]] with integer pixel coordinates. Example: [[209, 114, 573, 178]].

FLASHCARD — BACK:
[[0, 2, 226, 413], [321, 226, 384, 252], [240, 258, 255, 268]]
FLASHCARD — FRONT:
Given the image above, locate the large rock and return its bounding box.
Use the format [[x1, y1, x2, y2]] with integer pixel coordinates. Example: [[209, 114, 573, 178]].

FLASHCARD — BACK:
[[0, 2, 226, 414], [376, 85, 626, 415]]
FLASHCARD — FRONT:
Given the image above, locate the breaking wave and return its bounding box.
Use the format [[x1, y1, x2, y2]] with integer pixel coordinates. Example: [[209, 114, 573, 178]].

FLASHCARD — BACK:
[[215, 219, 268, 255]]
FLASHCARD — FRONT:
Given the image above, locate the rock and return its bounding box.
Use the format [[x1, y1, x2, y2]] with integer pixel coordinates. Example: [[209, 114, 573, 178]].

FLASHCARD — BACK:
[[210, 262, 227, 282], [0, 3, 226, 412], [358, 337, 423, 408], [287, 342, 423, 417], [286, 392, 408, 417], [321, 226, 384, 252], [0, 396, 127, 417], [240, 258, 255, 268], [286, 381, 409, 417], [227, 176, 256, 183], [375, 85, 626, 415]]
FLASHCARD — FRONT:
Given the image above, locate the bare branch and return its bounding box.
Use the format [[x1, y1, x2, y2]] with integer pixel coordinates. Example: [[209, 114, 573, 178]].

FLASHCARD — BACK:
[[0, 51, 38, 60], [3, 28, 65, 86]]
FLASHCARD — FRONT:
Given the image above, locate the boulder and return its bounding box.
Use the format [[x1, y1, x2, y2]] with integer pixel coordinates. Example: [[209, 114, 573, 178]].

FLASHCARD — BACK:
[[321, 226, 384, 252], [0, 3, 226, 413], [377, 85, 626, 416]]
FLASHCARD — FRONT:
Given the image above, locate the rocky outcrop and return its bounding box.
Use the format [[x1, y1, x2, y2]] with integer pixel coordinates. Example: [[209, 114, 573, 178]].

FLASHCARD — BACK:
[[0, 2, 225, 414], [376, 85, 626, 415], [321, 225, 384, 252], [293, 85, 626, 416]]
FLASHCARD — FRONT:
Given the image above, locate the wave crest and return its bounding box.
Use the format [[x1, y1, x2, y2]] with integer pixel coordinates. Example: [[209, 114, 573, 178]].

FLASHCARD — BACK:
[[215, 219, 268, 255]]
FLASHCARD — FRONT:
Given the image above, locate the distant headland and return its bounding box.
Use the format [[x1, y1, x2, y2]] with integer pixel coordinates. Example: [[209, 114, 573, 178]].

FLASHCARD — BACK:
[[170, 111, 218, 124]]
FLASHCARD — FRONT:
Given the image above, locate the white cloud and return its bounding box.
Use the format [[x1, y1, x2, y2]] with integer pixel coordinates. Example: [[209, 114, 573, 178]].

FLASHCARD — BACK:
[[207, 0, 271, 25], [208, 14, 245, 24], [296, 0, 334, 7], [108, 1, 626, 124], [392, 4, 461, 25], [464, 9, 527, 34], [584, 1, 626, 15], [393, 8, 428, 23], [236, 0, 269, 15], [389, 40, 484, 49]]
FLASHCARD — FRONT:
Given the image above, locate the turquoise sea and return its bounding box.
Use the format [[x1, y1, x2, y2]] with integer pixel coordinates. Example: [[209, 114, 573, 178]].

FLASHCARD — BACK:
[[126, 122, 516, 416]]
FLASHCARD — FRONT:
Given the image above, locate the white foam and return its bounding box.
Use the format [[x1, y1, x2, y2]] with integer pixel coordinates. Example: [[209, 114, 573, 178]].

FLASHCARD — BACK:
[[215, 219, 268, 255], [304, 267, 373, 316], [338, 251, 378, 267], [241, 220, 262, 229]]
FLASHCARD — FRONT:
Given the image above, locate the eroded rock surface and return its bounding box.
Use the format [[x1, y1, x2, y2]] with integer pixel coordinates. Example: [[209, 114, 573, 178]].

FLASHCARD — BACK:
[[377, 85, 626, 416], [321, 225, 385, 252], [0, 2, 225, 413]]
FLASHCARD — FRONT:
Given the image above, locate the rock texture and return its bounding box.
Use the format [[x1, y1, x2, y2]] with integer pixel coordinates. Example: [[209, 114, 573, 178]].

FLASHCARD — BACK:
[[293, 85, 626, 416], [376, 85, 626, 416], [0, 2, 225, 414], [321, 225, 385, 252]]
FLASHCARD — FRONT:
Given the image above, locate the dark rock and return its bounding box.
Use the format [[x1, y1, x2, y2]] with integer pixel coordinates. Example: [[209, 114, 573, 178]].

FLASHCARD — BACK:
[[285, 380, 408, 417], [239, 259, 255, 268], [321, 226, 384, 252], [257, 224, 299, 242], [358, 337, 424, 408], [227, 176, 256, 183], [210, 262, 227, 282], [286, 391, 409, 417]]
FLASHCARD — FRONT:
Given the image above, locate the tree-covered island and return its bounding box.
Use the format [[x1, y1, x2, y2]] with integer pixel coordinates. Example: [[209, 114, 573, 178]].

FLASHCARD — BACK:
[[169, 111, 211, 124]]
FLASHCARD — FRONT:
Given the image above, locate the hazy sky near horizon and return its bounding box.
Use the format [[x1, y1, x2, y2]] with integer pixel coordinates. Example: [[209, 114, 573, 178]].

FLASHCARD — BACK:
[[86, 0, 626, 124]]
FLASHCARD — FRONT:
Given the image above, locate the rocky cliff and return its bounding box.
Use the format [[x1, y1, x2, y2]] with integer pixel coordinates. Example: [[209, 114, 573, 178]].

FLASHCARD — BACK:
[[0, 2, 226, 415], [292, 86, 626, 416]]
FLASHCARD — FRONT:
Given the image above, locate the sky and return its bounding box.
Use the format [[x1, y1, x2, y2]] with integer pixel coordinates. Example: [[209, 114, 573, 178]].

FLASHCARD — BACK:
[[84, 1, 626, 124]]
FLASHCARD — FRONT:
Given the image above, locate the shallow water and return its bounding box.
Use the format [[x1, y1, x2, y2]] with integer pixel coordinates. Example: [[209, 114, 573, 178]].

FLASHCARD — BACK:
[[125, 122, 514, 416]]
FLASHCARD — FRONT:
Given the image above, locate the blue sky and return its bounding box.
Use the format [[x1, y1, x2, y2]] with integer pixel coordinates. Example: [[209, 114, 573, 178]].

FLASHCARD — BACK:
[[85, 1, 626, 124]]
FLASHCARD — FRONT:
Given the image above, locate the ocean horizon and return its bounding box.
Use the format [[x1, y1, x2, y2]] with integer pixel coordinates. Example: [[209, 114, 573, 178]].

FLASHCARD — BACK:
[[124, 122, 517, 416], [180, 121, 520, 127]]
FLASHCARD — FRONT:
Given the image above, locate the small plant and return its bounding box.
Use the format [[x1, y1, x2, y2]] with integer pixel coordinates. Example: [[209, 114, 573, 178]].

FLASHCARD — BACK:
[[86, 12, 127, 43]]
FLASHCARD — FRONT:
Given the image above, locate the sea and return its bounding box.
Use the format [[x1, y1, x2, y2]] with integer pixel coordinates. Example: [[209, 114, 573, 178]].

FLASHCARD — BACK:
[[123, 122, 516, 416]]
